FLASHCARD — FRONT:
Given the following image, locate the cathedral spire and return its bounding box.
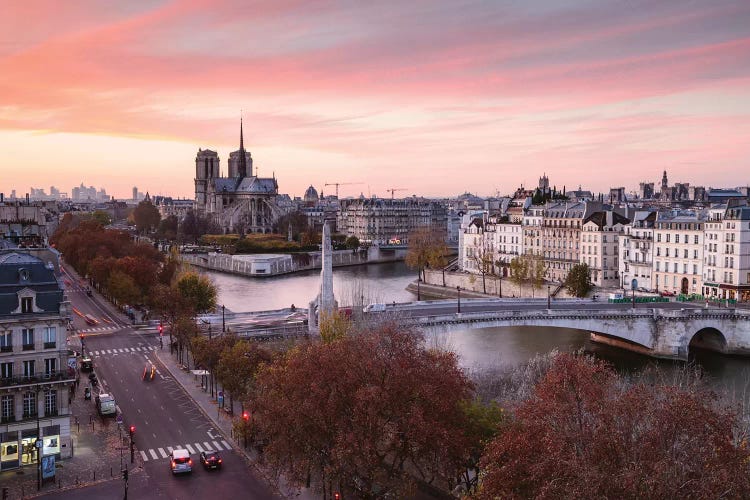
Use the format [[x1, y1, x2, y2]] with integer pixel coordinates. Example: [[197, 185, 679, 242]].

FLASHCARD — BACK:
[[238, 113, 247, 178]]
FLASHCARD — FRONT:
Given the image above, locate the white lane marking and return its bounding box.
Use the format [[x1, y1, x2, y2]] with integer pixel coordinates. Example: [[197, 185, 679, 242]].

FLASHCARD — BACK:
[[149, 449, 158, 460], [185, 444, 195, 454], [158, 448, 167, 458], [106, 349, 112, 354], [167, 446, 174, 454], [212, 441, 222, 451], [194, 443, 204, 453], [221, 440, 231, 450], [140, 451, 148, 462], [91, 351, 99, 355], [203, 441, 212, 451]]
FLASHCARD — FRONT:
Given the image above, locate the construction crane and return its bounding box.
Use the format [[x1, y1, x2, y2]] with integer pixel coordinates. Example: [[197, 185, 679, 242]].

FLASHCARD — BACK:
[[386, 188, 408, 199], [324, 182, 363, 198]]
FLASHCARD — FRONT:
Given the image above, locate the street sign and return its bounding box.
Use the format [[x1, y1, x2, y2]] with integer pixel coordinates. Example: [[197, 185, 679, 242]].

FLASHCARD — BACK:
[[631, 279, 638, 290], [116, 414, 123, 425], [36, 440, 43, 448]]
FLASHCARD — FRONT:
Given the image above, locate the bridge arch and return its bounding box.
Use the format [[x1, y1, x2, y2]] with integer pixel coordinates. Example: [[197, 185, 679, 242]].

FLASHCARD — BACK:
[[688, 327, 727, 355]]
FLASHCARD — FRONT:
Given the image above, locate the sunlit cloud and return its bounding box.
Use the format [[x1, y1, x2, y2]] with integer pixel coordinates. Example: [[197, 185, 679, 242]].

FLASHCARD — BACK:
[[1, 0, 749, 199]]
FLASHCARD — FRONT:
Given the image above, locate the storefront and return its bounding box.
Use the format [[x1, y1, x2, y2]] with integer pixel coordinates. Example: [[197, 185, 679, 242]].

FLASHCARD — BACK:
[[0, 425, 60, 470]]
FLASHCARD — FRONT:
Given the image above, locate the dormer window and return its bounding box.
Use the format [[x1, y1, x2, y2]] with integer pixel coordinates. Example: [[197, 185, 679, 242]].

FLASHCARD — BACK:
[[19, 268, 30, 282], [21, 297, 33, 313]]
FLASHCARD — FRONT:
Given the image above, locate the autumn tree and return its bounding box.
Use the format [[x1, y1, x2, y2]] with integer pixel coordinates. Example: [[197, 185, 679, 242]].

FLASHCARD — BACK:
[[250, 324, 474, 498], [156, 215, 179, 241], [132, 200, 161, 234], [91, 210, 112, 226], [565, 262, 592, 297], [175, 271, 217, 315], [476, 353, 750, 499], [509, 254, 545, 296], [406, 226, 449, 281], [344, 235, 360, 250], [107, 270, 140, 305], [215, 341, 271, 415]]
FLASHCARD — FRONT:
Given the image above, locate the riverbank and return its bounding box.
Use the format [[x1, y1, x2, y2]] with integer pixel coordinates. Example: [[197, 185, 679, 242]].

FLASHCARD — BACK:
[[420, 268, 576, 299], [181, 245, 408, 278]]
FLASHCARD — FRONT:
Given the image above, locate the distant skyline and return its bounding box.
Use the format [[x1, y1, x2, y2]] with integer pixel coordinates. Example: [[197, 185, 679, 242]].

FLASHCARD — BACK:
[[2, 0, 749, 200]]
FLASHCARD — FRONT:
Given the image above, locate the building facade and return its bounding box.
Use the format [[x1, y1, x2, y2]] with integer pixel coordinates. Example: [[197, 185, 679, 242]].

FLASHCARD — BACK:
[[542, 202, 595, 282], [0, 252, 74, 471], [653, 212, 704, 295], [580, 211, 628, 288], [618, 211, 656, 292], [337, 197, 448, 246], [703, 203, 750, 302]]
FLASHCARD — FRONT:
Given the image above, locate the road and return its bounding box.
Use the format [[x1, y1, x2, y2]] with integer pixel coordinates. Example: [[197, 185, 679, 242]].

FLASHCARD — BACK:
[[60, 267, 277, 500]]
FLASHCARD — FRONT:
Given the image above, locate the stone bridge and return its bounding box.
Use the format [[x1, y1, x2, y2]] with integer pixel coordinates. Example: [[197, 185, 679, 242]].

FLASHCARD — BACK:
[[407, 307, 750, 360]]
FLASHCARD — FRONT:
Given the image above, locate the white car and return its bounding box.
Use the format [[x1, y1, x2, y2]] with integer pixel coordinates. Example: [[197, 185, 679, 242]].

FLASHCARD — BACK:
[[170, 448, 192, 474], [363, 303, 386, 313]]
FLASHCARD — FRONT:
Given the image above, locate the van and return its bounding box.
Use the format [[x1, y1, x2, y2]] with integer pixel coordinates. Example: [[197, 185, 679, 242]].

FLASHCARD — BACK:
[[96, 393, 117, 416], [363, 303, 386, 313]]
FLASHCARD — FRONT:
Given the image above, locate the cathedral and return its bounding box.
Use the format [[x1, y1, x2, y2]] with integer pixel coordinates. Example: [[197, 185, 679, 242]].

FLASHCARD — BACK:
[[194, 120, 280, 233]]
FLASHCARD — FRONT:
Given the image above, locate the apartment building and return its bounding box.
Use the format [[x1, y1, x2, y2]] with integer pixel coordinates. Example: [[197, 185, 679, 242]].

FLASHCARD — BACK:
[[522, 204, 544, 258], [0, 251, 74, 471], [337, 197, 447, 246], [703, 203, 750, 302], [580, 211, 629, 288], [652, 212, 704, 295], [619, 211, 657, 291], [542, 202, 596, 282]]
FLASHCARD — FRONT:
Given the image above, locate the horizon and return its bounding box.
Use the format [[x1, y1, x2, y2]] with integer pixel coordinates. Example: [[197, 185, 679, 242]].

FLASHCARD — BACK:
[[2, 1, 749, 199]]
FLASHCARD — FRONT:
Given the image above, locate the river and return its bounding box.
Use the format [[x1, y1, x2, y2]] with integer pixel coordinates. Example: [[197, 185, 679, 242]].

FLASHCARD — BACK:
[[206, 262, 750, 398]]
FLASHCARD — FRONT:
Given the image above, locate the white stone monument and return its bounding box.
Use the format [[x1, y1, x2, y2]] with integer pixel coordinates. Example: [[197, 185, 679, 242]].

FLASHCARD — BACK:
[[308, 220, 337, 333]]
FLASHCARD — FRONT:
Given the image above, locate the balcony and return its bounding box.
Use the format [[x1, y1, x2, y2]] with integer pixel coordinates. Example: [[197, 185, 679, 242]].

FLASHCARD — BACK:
[[43, 342, 56, 349], [0, 369, 75, 389], [0, 415, 14, 423], [44, 408, 59, 417], [22, 411, 38, 419], [0, 346, 11, 353], [22, 344, 34, 351]]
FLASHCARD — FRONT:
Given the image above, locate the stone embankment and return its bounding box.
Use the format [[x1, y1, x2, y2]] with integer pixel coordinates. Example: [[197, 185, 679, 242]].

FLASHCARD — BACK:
[[412, 268, 574, 299]]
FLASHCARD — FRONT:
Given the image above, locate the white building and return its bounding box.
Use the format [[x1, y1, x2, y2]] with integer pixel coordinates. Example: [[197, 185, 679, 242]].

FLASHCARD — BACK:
[[619, 211, 656, 292], [653, 212, 705, 295], [0, 251, 74, 471], [703, 203, 750, 302], [580, 211, 629, 288], [522, 204, 545, 258]]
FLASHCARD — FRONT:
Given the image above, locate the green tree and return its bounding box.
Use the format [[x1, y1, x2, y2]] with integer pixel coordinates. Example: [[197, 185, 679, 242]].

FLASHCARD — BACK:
[[344, 235, 360, 250], [91, 210, 112, 226], [565, 262, 592, 297], [509, 254, 546, 296], [107, 270, 140, 305], [216, 341, 271, 414], [175, 271, 217, 315], [157, 215, 179, 241], [132, 200, 161, 234], [458, 398, 504, 494]]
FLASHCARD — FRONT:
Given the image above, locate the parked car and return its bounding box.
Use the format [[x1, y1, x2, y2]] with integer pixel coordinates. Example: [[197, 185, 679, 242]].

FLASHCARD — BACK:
[[80, 357, 93, 372], [96, 393, 116, 416], [199, 450, 222, 470], [660, 291, 675, 297], [170, 449, 192, 474]]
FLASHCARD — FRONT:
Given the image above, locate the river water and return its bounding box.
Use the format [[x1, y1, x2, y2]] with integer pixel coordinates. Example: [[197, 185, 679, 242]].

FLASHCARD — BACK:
[[207, 262, 750, 398]]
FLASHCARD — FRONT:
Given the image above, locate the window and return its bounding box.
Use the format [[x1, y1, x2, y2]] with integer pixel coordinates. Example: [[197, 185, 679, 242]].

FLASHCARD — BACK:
[[684, 249, 688, 258], [1, 395, 14, 422], [44, 358, 56, 376], [21, 297, 33, 313], [0, 362, 12, 379], [694, 235, 699, 244], [23, 392, 37, 418], [0, 331, 11, 352], [44, 391, 57, 417], [22, 329, 34, 350], [43, 327, 56, 349], [23, 360, 35, 378], [693, 264, 698, 275], [675, 234, 680, 244]]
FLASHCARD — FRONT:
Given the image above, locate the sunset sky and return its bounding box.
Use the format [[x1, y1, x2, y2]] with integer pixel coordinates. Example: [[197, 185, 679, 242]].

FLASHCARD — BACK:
[[1, 0, 749, 200]]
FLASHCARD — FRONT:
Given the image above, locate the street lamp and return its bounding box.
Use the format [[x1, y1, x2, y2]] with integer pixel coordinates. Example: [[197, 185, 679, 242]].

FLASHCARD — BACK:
[[417, 279, 421, 301], [457, 286, 461, 313], [547, 284, 551, 309], [222, 305, 226, 333]]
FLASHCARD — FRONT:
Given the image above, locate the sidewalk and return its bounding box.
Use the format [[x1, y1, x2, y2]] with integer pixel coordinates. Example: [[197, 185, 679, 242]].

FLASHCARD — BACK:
[[154, 349, 316, 499]]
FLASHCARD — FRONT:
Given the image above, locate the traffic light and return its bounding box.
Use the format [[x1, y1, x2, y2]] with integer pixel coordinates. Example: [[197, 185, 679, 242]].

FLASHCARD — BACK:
[[122, 468, 128, 480], [334, 493, 340, 500], [129, 425, 135, 438], [158, 324, 163, 335], [242, 411, 249, 422]]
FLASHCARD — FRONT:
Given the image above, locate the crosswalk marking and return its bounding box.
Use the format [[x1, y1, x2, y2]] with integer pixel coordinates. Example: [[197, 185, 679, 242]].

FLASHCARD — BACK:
[[158, 448, 167, 458], [186, 444, 195, 454], [167, 446, 174, 454], [203, 441, 212, 451], [149, 449, 158, 460], [194, 443, 204, 453], [212, 441, 222, 451], [140, 451, 148, 461], [221, 440, 231, 450]]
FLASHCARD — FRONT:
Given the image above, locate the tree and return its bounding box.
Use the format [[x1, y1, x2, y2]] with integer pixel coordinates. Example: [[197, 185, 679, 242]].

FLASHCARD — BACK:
[[157, 215, 179, 241], [470, 241, 494, 294], [175, 271, 217, 315], [132, 200, 161, 234], [318, 309, 353, 343], [457, 399, 504, 495], [509, 254, 545, 296], [406, 226, 448, 281], [251, 324, 474, 498], [91, 210, 112, 227], [344, 235, 360, 250], [565, 262, 592, 297], [215, 341, 271, 415], [107, 270, 140, 305], [476, 354, 750, 499]]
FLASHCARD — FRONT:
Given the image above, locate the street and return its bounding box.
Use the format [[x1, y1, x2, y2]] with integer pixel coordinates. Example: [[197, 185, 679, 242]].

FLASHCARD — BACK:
[[59, 267, 277, 500]]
